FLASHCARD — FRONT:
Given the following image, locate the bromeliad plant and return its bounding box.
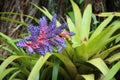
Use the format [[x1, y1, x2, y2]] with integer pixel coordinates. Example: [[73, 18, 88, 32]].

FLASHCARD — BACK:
[[0, 0, 120, 80]]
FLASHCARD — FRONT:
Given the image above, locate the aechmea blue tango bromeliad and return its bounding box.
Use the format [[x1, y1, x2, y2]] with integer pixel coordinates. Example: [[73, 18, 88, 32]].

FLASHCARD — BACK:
[[16, 14, 75, 55]]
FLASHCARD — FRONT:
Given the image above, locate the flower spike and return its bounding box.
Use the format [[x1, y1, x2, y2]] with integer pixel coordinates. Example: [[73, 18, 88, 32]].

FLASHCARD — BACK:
[[16, 14, 75, 55]]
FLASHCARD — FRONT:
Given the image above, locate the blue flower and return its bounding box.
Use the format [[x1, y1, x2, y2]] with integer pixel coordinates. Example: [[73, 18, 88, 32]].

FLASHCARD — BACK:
[[16, 14, 75, 55]]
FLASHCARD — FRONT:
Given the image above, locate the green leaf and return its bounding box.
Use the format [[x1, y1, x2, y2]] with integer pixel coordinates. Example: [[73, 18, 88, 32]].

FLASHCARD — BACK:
[[64, 41, 74, 59], [0, 12, 38, 23], [87, 27, 111, 57], [0, 16, 28, 26], [54, 53, 77, 79], [0, 56, 22, 76], [80, 4, 92, 41], [30, 2, 61, 27], [9, 70, 21, 80], [28, 53, 51, 80], [104, 61, 120, 80], [88, 58, 109, 75], [35, 73, 40, 80], [0, 45, 16, 55], [66, 16, 80, 47], [92, 14, 99, 25], [41, 66, 52, 80], [0, 68, 18, 80], [58, 67, 71, 80], [76, 74, 94, 80], [79, 0, 84, 4], [90, 15, 113, 40], [115, 36, 120, 43], [74, 43, 88, 61], [87, 22, 120, 58], [30, 2, 52, 19], [52, 59, 60, 80], [0, 55, 37, 78], [94, 44, 120, 59], [68, 11, 75, 22], [97, 12, 120, 17], [44, 61, 71, 80], [70, 0, 82, 35], [105, 52, 120, 63], [81, 74, 94, 80], [0, 31, 15, 41], [0, 32, 24, 55]]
